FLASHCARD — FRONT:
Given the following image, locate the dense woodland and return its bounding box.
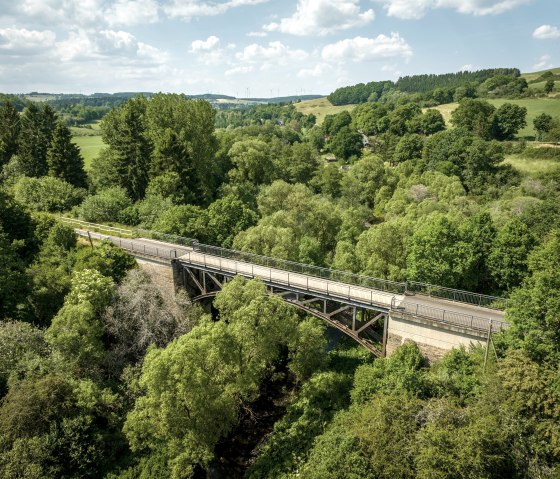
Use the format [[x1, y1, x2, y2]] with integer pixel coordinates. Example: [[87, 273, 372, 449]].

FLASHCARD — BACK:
[[328, 68, 536, 106], [1, 68, 560, 478]]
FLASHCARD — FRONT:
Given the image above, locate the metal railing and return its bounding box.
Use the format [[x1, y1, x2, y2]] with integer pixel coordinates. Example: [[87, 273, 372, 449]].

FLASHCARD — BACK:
[[406, 281, 508, 310], [62, 216, 509, 311], [73, 228, 507, 334], [391, 298, 509, 333]]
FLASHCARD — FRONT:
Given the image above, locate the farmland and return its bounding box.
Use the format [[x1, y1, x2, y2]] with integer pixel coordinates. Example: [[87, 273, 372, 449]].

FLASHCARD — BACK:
[[295, 97, 356, 125]]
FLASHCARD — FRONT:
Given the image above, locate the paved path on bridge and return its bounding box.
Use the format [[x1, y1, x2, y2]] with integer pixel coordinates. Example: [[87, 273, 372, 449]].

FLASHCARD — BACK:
[[75, 229, 507, 333]]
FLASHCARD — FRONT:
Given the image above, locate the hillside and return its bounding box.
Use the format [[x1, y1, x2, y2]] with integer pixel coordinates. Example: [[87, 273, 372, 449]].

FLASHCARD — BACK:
[[294, 97, 357, 125], [428, 98, 560, 137]]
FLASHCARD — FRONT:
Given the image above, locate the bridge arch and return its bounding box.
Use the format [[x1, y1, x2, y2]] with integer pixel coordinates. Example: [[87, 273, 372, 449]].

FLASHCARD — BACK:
[[192, 290, 384, 356]]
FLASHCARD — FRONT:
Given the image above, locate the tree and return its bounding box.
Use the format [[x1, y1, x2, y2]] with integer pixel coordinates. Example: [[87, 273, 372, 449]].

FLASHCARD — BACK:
[[101, 96, 152, 200], [341, 154, 385, 208], [228, 139, 277, 186], [103, 269, 202, 368], [328, 126, 362, 162], [74, 240, 137, 283], [410, 109, 446, 136], [277, 142, 320, 184], [0, 228, 30, 321], [0, 101, 20, 167], [205, 195, 257, 247], [17, 103, 58, 178], [407, 214, 477, 288], [533, 113, 553, 141], [393, 134, 424, 164], [47, 122, 88, 188], [450, 99, 496, 140], [488, 218, 536, 291], [77, 186, 132, 223], [504, 231, 560, 362], [544, 79, 554, 95], [13, 175, 85, 213], [492, 103, 527, 140], [146, 95, 218, 205]]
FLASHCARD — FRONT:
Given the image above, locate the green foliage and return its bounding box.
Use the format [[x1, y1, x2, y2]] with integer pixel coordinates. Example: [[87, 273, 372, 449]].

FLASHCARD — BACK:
[[228, 138, 277, 186], [287, 318, 328, 383], [504, 231, 560, 362], [0, 228, 30, 321], [328, 126, 362, 161], [74, 240, 137, 283], [77, 186, 132, 223], [492, 103, 528, 140], [328, 80, 394, 105], [100, 96, 151, 200], [0, 101, 20, 167], [47, 122, 88, 188], [407, 214, 478, 289], [246, 371, 352, 479], [65, 269, 115, 313], [451, 98, 496, 139], [341, 154, 385, 208], [488, 217, 537, 290], [351, 342, 427, 404], [0, 321, 48, 395], [124, 278, 313, 476], [13, 176, 86, 213]]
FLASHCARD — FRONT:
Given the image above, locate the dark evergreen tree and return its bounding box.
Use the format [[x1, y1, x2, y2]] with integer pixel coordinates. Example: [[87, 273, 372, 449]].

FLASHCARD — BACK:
[[100, 96, 152, 200], [47, 122, 88, 188], [0, 101, 21, 167], [17, 104, 57, 177]]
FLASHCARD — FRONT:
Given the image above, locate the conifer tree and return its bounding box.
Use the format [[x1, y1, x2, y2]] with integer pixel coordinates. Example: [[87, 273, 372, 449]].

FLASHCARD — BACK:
[[47, 122, 87, 188]]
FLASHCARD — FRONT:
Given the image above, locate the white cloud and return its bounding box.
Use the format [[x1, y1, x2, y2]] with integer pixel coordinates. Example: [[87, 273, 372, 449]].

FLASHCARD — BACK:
[[164, 0, 268, 20], [297, 62, 331, 78], [263, 0, 374, 36], [533, 54, 553, 69], [236, 41, 308, 64], [321, 34, 412, 62], [375, 0, 532, 20], [0, 27, 56, 54], [190, 35, 220, 52], [56, 28, 166, 64], [247, 31, 267, 37], [225, 65, 254, 76], [533, 25, 560, 39], [105, 0, 160, 26]]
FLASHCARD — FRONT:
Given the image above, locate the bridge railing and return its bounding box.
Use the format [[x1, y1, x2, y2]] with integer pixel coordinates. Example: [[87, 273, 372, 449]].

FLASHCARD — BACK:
[[61, 216, 509, 311], [391, 298, 509, 333], [406, 281, 508, 310], [193, 243, 407, 294], [60, 217, 135, 237]]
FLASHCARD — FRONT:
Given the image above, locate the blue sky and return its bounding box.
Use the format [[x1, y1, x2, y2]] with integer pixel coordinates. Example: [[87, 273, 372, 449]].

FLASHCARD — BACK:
[[0, 0, 558, 96]]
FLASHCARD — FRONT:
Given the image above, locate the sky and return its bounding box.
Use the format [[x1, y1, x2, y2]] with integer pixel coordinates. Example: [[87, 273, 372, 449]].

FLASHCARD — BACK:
[[0, 0, 558, 97]]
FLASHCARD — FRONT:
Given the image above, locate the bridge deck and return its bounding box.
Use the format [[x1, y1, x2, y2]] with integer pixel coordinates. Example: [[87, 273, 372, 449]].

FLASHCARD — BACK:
[[75, 230, 507, 333]]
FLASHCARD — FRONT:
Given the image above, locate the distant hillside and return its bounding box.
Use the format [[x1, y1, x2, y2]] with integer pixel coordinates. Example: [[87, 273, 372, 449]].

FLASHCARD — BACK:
[[240, 95, 323, 104]]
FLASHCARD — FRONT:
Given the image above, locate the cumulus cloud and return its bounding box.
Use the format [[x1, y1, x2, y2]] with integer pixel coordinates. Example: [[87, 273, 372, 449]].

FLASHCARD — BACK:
[[236, 41, 308, 64], [190, 35, 220, 52], [104, 0, 160, 26], [321, 34, 412, 62], [56, 28, 166, 64], [0, 27, 56, 54], [533, 54, 553, 69], [375, 0, 532, 19], [533, 25, 560, 39], [164, 0, 268, 21], [263, 0, 374, 36], [225, 65, 254, 76], [297, 62, 332, 78]]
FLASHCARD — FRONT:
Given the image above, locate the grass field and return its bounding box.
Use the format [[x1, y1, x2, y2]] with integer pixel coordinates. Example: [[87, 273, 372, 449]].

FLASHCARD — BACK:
[[521, 67, 560, 82], [73, 135, 105, 169], [295, 97, 356, 125], [504, 153, 560, 176], [429, 98, 560, 137]]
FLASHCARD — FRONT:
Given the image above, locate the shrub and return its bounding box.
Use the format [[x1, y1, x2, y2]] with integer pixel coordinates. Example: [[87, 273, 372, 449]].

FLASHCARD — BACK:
[[77, 187, 132, 223], [13, 176, 86, 212]]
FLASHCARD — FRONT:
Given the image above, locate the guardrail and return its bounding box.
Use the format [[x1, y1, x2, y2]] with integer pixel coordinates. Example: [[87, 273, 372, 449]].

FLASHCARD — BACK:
[[62, 216, 508, 311], [391, 298, 509, 333]]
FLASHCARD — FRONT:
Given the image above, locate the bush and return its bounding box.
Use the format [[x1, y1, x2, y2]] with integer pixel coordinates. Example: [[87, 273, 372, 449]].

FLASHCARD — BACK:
[[13, 176, 86, 212], [77, 187, 132, 223]]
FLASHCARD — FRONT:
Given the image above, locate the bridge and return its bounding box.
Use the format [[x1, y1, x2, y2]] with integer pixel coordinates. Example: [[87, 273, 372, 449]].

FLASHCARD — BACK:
[[65, 218, 509, 357]]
